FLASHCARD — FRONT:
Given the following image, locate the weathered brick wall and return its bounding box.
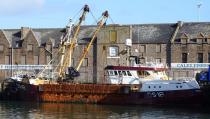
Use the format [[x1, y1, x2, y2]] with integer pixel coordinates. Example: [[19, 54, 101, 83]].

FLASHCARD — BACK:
[[97, 25, 130, 83], [0, 30, 11, 81], [171, 43, 210, 63], [1, 25, 210, 81]]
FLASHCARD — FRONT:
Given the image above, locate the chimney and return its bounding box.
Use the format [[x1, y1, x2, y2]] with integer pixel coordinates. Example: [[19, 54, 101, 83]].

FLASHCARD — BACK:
[[21, 27, 30, 40]]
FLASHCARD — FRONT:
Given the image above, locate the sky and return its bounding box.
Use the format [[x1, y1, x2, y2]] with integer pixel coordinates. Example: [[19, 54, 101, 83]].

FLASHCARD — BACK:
[[0, 0, 209, 29]]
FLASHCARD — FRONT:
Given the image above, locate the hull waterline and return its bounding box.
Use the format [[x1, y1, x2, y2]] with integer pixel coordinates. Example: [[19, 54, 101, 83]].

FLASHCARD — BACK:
[[0, 82, 207, 105]]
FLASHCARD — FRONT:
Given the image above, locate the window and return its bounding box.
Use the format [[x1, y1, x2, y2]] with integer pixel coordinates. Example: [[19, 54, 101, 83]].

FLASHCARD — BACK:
[[34, 56, 39, 65], [156, 45, 161, 53], [118, 71, 122, 76], [0, 45, 4, 51], [174, 39, 181, 43], [127, 71, 132, 76], [5, 55, 10, 64], [109, 46, 119, 57], [114, 71, 118, 75], [140, 45, 146, 53], [110, 30, 117, 43], [197, 53, 203, 63], [82, 58, 88, 67], [208, 53, 210, 63], [204, 38, 207, 43], [27, 44, 33, 51], [21, 56, 26, 64], [138, 71, 150, 77], [15, 40, 22, 48], [190, 39, 197, 43], [182, 53, 188, 63], [122, 71, 127, 76], [109, 71, 114, 76]]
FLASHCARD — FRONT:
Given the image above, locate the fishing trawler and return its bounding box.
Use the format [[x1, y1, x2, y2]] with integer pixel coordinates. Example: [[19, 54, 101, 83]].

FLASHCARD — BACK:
[[0, 62, 203, 105], [0, 5, 206, 105]]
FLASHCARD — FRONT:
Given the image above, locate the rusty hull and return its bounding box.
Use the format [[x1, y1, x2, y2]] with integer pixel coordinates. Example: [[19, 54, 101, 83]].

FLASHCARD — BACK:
[[38, 84, 138, 104], [1, 82, 205, 105]]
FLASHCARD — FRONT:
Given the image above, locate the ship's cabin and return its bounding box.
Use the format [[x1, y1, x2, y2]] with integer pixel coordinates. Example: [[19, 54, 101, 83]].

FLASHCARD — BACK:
[[105, 65, 169, 84]]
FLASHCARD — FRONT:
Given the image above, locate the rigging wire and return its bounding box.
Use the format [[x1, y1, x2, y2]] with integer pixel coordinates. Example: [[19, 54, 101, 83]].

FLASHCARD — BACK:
[[90, 10, 98, 25], [109, 14, 115, 24], [71, 7, 83, 22], [91, 15, 103, 25]]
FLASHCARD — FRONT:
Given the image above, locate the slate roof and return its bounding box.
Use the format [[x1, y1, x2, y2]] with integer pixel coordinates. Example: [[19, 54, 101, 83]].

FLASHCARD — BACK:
[[1, 22, 210, 47], [175, 22, 210, 39], [131, 23, 176, 44], [2, 29, 21, 48], [77, 25, 96, 43], [32, 28, 64, 47], [31, 25, 96, 47], [1, 26, 96, 48]]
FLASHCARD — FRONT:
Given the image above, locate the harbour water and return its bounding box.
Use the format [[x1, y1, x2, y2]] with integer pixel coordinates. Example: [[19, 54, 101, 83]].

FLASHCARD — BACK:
[[0, 101, 210, 119]]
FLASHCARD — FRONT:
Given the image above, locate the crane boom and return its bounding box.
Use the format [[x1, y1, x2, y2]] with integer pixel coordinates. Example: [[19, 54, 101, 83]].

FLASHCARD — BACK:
[[68, 4, 89, 67], [76, 11, 109, 71], [59, 5, 89, 78]]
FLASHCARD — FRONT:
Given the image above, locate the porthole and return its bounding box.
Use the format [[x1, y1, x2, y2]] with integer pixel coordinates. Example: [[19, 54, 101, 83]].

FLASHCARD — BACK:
[[154, 86, 156, 88], [159, 86, 161, 88], [176, 86, 178, 88], [180, 86, 182, 88], [148, 86, 150, 89]]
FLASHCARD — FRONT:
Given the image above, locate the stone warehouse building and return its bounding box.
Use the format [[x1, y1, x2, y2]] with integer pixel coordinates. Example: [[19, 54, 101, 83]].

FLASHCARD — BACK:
[[1, 22, 210, 83]]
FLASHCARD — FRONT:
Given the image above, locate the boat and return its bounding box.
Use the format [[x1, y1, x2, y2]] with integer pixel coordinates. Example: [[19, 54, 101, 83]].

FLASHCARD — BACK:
[[0, 62, 204, 105], [194, 65, 210, 102], [0, 5, 207, 105], [195, 66, 210, 89]]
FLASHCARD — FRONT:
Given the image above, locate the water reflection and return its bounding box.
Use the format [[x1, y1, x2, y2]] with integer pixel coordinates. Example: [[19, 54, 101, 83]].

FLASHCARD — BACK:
[[0, 101, 210, 119]]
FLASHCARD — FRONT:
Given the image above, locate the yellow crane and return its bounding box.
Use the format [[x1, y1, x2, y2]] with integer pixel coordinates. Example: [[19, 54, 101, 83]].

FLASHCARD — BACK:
[[76, 11, 108, 71], [27, 6, 109, 84], [59, 4, 89, 79], [67, 11, 109, 79]]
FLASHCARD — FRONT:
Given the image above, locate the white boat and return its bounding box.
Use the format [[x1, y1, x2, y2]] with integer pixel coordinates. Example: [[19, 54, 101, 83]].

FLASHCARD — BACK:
[[105, 64, 200, 94]]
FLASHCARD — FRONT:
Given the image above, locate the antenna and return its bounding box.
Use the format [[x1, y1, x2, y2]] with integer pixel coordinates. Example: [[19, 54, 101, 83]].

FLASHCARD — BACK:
[[197, 0, 202, 22]]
